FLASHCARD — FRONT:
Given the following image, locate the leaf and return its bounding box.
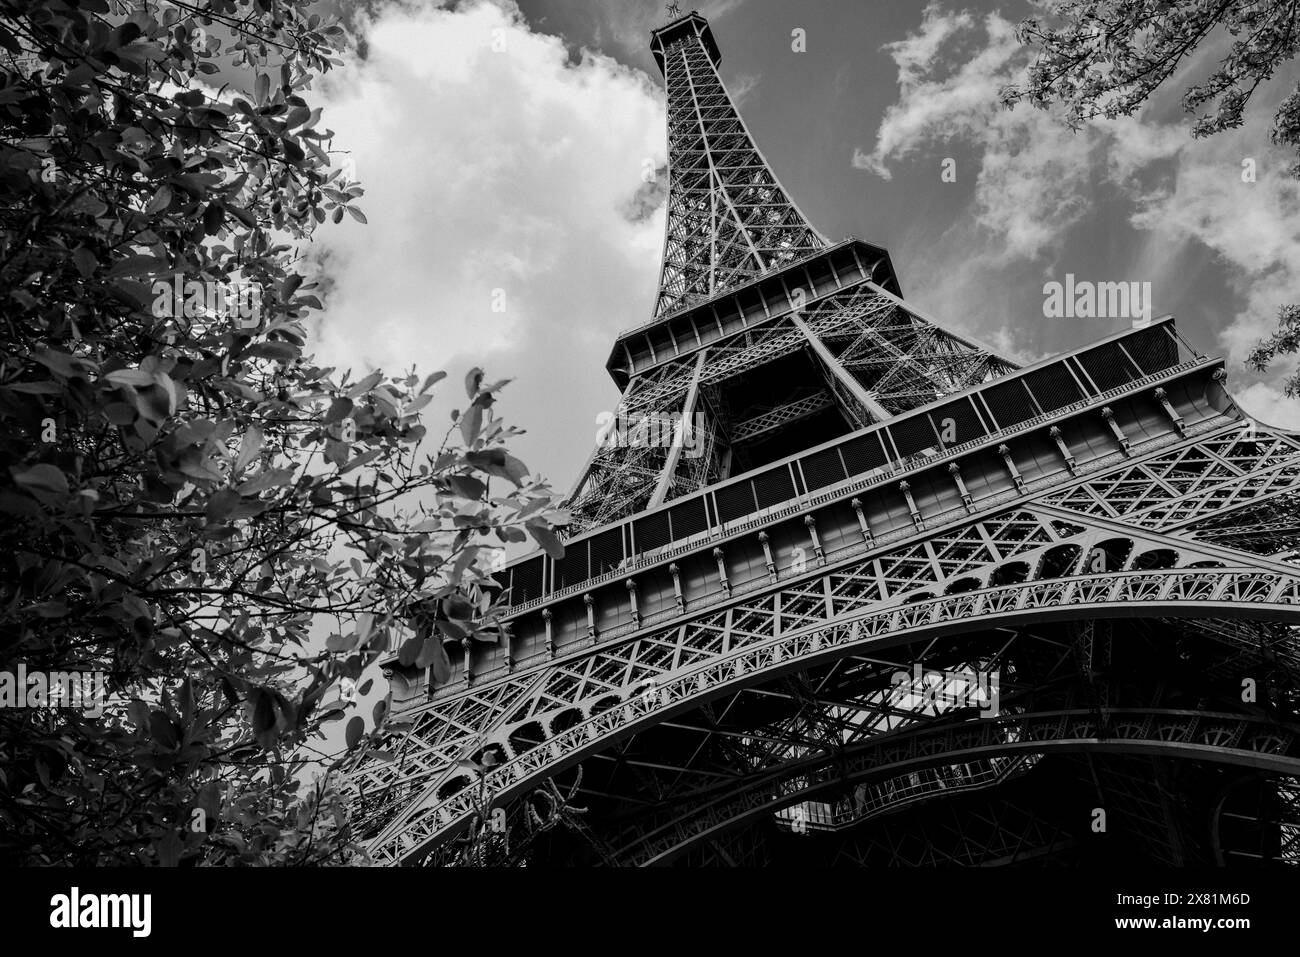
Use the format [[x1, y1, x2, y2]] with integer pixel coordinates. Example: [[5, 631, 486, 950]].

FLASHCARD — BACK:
[[203, 201, 224, 235], [105, 368, 156, 387], [500, 455, 531, 484], [435, 617, 470, 642], [71, 246, 97, 278], [448, 474, 485, 500], [420, 371, 447, 394], [234, 425, 263, 474], [429, 639, 453, 686], [154, 831, 183, 868], [325, 632, 357, 653], [344, 716, 364, 749], [227, 204, 257, 229], [149, 710, 178, 749], [324, 439, 349, 468], [443, 593, 475, 620], [32, 347, 85, 379], [104, 403, 136, 425], [345, 370, 383, 399], [344, 205, 367, 223], [527, 525, 565, 559], [108, 255, 167, 278], [144, 185, 173, 215], [396, 636, 423, 667], [466, 449, 530, 486], [339, 448, 382, 474], [325, 397, 353, 423], [244, 340, 299, 361], [464, 367, 484, 399], [280, 273, 304, 300], [205, 488, 240, 522], [12, 463, 68, 495], [127, 700, 151, 731], [451, 549, 479, 587], [178, 677, 194, 723], [543, 508, 572, 526], [459, 404, 483, 445], [414, 637, 441, 669], [252, 690, 277, 740]]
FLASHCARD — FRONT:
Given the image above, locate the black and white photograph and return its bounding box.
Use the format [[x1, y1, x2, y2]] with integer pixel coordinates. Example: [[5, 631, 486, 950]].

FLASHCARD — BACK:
[[3, 0, 1299, 937]]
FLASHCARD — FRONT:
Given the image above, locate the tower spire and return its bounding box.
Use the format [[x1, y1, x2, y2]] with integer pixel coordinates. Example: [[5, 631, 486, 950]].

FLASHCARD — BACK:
[[556, 13, 1017, 533], [650, 13, 826, 317]]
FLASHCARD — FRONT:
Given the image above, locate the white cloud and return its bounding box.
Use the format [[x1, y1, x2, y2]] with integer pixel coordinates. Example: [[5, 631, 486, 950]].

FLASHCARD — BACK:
[[305, 0, 668, 486], [1234, 381, 1300, 429], [855, 2, 1300, 427], [854, 5, 1096, 263], [728, 72, 760, 107]]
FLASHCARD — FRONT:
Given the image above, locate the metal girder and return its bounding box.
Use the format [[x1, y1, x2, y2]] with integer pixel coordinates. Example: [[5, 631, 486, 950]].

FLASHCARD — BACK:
[[350, 424, 1300, 857], [1044, 426, 1300, 531], [824, 796, 1074, 867], [789, 309, 891, 422], [618, 707, 1300, 866], [357, 555, 1300, 862], [729, 390, 834, 443], [652, 24, 824, 317], [649, 350, 709, 508], [346, 10, 1300, 868]]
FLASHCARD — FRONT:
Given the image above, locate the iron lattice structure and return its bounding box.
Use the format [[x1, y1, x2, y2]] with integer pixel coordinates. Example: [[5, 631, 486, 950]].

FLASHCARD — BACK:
[[348, 12, 1300, 867]]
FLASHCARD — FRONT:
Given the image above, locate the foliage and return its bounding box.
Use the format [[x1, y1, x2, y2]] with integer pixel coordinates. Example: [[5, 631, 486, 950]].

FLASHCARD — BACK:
[[0, 0, 562, 865], [1249, 305, 1300, 396], [1000, 0, 1300, 392]]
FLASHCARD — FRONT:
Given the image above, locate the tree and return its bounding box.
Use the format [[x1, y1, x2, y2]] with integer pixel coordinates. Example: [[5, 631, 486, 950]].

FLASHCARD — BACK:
[[1000, 0, 1300, 395], [0, 0, 564, 865]]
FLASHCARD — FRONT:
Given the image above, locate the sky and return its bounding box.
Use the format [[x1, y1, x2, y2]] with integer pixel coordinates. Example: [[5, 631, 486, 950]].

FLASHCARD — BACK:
[[302, 0, 1300, 498]]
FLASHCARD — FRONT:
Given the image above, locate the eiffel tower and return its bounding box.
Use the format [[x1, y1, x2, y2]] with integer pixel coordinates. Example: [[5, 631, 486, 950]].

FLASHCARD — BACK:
[[350, 10, 1300, 867]]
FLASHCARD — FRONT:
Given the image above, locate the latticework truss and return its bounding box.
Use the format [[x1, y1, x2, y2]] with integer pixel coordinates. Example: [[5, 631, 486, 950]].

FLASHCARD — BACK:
[[564, 283, 1017, 531], [349, 11, 1300, 868], [652, 17, 824, 317], [351, 417, 1300, 865]]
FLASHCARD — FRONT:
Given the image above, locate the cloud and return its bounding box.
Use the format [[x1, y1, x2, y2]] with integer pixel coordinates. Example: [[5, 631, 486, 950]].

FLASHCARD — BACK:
[[620, 165, 669, 222], [1234, 381, 1300, 429], [854, 4, 1096, 263], [728, 72, 760, 107], [305, 0, 668, 487], [855, 1, 1300, 427], [1125, 140, 1300, 359]]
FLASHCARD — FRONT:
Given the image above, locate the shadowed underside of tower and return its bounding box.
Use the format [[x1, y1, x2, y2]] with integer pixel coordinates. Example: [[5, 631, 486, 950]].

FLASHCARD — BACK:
[[350, 11, 1300, 867]]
